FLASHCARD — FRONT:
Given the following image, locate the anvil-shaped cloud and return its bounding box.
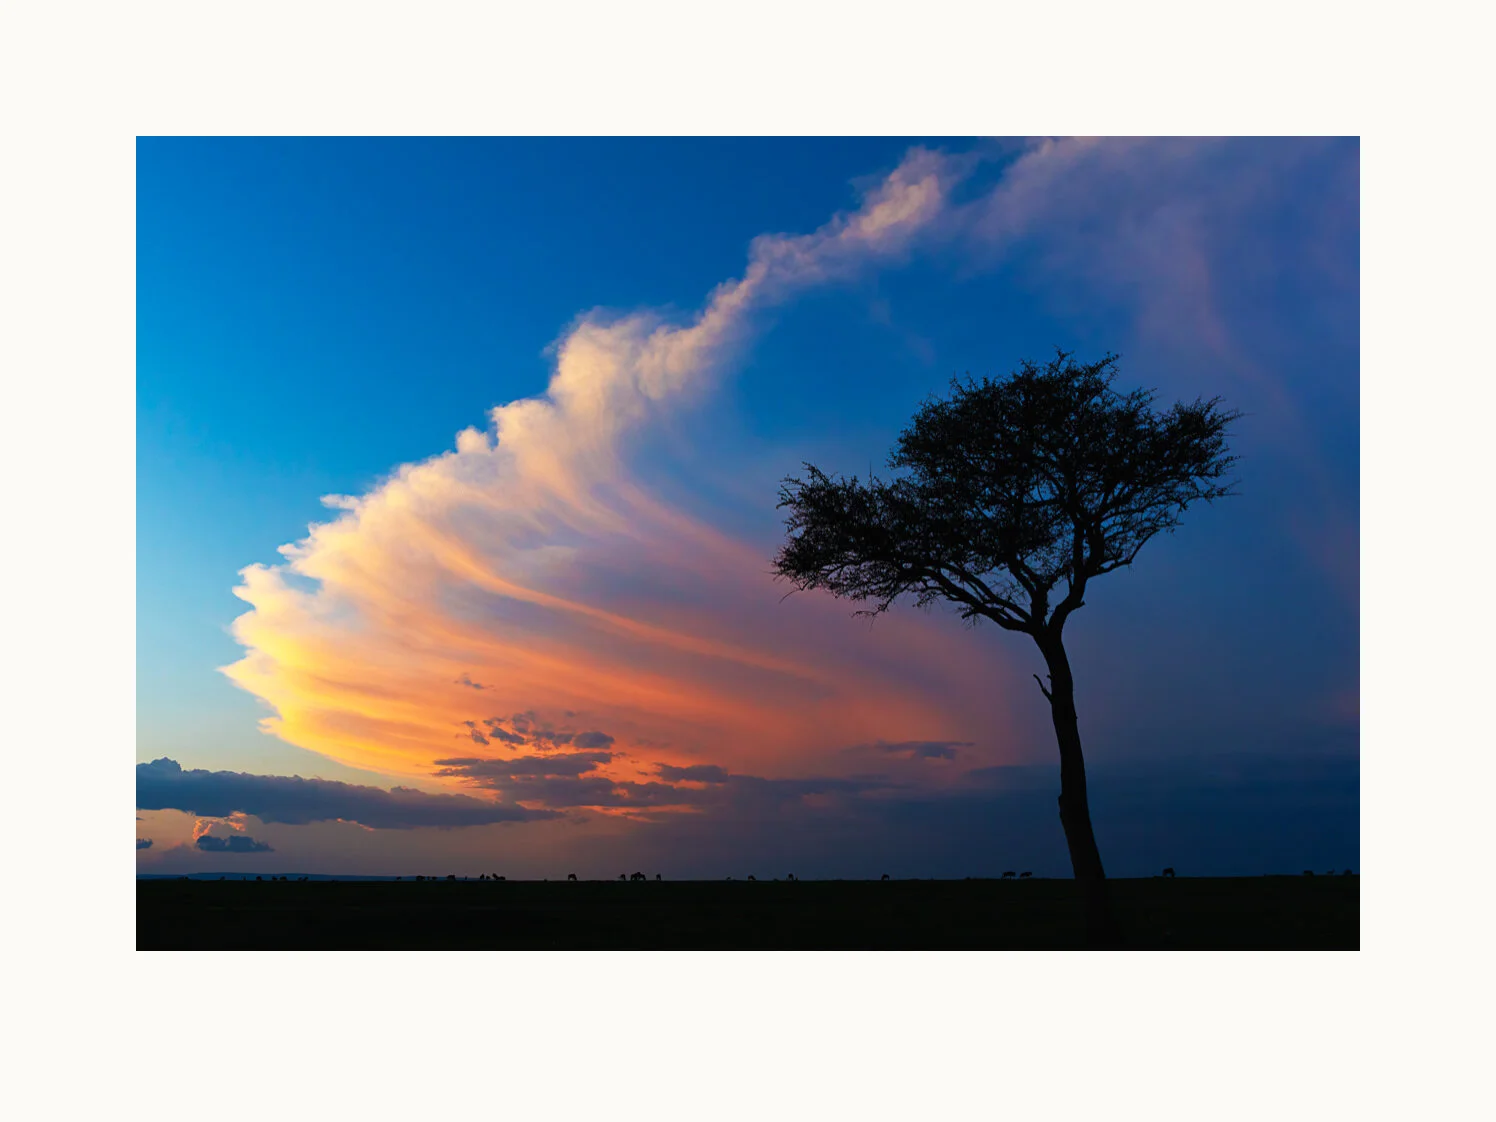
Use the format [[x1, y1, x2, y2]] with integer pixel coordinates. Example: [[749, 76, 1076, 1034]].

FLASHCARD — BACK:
[[218, 139, 1355, 801], [220, 147, 1022, 790]]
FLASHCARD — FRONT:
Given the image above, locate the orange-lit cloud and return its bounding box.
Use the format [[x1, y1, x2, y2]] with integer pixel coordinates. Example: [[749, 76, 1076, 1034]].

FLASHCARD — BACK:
[[221, 138, 1352, 815], [221, 149, 1026, 800]]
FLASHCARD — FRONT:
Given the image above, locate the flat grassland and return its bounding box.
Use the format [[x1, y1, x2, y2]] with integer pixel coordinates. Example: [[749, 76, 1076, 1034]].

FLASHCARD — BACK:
[[138, 876, 1357, 950]]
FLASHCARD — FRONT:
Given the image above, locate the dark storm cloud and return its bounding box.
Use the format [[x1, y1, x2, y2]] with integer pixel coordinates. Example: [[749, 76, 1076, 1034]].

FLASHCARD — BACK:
[[433, 751, 614, 781], [196, 834, 274, 853], [459, 716, 614, 752], [136, 758, 557, 829], [876, 740, 972, 760], [445, 761, 898, 811], [503, 775, 688, 808], [137, 837, 153, 850], [655, 763, 730, 783]]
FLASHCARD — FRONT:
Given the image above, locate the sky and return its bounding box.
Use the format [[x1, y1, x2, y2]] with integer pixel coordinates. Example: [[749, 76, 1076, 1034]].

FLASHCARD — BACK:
[[136, 137, 1358, 878]]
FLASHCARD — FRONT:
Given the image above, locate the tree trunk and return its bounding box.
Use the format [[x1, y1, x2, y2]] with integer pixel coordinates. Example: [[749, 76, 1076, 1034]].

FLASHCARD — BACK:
[[1037, 633, 1124, 948]]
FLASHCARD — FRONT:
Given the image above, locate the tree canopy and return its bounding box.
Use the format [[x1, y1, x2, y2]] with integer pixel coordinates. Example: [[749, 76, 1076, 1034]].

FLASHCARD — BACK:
[[773, 351, 1241, 637]]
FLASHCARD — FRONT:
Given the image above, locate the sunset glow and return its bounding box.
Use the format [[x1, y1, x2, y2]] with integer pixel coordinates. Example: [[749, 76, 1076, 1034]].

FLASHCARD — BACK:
[[139, 137, 1358, 878]]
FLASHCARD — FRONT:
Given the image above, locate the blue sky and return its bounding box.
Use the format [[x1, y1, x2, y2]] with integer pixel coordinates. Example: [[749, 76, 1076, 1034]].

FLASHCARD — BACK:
[[137, 137, 1358, 876]]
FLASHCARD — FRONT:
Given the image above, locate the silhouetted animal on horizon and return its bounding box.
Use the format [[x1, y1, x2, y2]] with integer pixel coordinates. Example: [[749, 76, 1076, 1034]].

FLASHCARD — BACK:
[[747, 875, 756, 881], [881, 873, 890, 881], [1001, 871, 1016, 879], [256, 876, 263, 882], [631, 871, 646, 881], [786, 873, 797, 881], [568, 873, 577, 881], [447, 874, 457, 881], [619, 873, 627, 881], [1162, 867, 1175, 878], [1019, 872, 1032, 879]]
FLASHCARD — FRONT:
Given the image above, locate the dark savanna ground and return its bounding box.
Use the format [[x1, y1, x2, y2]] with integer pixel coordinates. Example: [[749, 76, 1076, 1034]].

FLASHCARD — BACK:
[[137, 876, 1358, 950]]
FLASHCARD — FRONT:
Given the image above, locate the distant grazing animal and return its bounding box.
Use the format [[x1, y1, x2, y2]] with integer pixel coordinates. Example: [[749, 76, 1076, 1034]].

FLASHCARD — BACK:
[[256, 876, 263, 882], [479, 874, 487, 880], [656, 874, 662, 881], [1019, 872, 1032, 879], [416, 875, 424, 881], [1162, 867, 1175, 878], [568, 873, 578, 881], [631, 871, 646, 881], [881, 874, 890, 881], [747, 875, 756, 881], [1001, 871, 1016, 879], [497, 876, 505, 881], [447, 874, 457, 881], [619, 873, 627, 881]]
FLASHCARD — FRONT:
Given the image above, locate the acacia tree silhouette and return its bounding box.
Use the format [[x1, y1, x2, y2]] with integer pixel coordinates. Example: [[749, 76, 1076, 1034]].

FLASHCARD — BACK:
[[773, 351, 1239, 947]]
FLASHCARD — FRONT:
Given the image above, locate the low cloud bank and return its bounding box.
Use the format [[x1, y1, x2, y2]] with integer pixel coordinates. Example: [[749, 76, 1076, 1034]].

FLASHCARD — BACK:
[[430, 748, 897, 811], [196, 834, 274, 853], [137, 758, 558, 829]]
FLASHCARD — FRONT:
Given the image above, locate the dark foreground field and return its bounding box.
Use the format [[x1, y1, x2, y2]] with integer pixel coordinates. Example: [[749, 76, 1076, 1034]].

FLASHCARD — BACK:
[[138, 876, 1357, 950]]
